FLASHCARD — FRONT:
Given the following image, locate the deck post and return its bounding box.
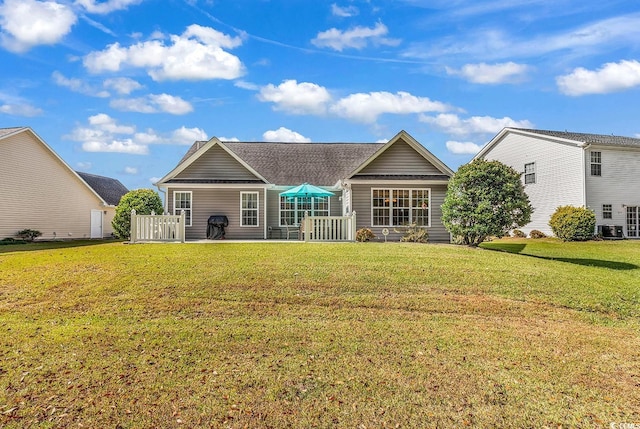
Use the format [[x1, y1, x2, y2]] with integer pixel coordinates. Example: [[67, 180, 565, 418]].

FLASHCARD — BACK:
[[130, 209, 137, 243]]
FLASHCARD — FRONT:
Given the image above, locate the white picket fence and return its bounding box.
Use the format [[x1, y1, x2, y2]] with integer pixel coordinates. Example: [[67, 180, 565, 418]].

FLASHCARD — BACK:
[[130, 209, 185, 243], [301, 211, 356, 242]]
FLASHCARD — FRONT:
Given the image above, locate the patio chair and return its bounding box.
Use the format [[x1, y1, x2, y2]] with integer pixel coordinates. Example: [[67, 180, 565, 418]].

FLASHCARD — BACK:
[[284, 220, 299, 240]]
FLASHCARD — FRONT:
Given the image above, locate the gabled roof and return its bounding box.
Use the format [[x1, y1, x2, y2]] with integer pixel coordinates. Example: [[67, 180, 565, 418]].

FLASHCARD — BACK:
[[477, 127, 640, 159], [510, 128, 640, 148], [1, 126, 126, 207], [160, 130, 452, 187], [76, 171, 129, 206]]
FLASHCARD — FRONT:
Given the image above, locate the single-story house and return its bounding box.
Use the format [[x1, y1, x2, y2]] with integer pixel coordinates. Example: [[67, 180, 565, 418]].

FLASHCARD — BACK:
[[0, 127, 129, 240], [474, 127, 640, 238], [156, 130, 454, 242]]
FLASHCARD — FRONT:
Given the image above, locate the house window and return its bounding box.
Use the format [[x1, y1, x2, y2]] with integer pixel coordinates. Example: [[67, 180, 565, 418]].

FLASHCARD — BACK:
[[279, 196, 329, 226], [590, 151, 602, 176], [371, 189, 430, 227], [602, 204, 612, 220], [524, 162, 536, 184], [241, 192, 259, 226], [173, 191, 192, 227]]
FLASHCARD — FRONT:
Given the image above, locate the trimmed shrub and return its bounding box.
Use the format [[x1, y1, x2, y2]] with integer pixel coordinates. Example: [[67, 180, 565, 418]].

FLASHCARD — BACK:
[[549, 206, 596, 241], [355, 228, 376, 242], [529, 229, 547, 239], [511, 229, 526, 238], [1, 237, 28, 245], [15, 229, 42, 242], [394, 223, 429, 243], [112, 189, 164, 240]]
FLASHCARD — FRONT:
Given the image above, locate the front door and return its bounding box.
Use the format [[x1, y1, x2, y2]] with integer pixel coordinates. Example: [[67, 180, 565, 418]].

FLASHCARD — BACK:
[[90, 209, 103, 238], [626, 206, 639, 238]]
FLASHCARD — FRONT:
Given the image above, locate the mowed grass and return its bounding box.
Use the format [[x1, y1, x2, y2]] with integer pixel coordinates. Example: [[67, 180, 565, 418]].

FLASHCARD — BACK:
[[0, 239, 639, 428]]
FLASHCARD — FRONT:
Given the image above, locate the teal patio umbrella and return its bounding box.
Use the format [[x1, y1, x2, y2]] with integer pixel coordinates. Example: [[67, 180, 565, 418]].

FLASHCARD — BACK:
[[279, 183, 335, 198]]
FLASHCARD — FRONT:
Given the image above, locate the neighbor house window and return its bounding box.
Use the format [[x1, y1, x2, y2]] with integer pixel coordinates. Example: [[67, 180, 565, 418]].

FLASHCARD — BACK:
[[241, 192, 259, 226], [590, 151, 602, 176], [602, 204, 612, 220], [372, 189, 430, 227], [173, 191, 192, 227], [524, 162, 536, 184], [279, 196, 329, 226]]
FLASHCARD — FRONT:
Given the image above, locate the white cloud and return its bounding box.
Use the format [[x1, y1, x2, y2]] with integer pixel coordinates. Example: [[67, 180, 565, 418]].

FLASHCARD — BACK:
[[110, 93, 193, 115], [124, 166, 138, 174], [420, 113, 533, 136], [258, 80, 331, 115], [76, 161, 92, 170], [218, 136, 240, 142], [234, 80, 259, 91], [263, 127, 311, 142], [83, 24, 245, 81], [446, 140, 484, 155], [171, 126, 208, 144], [404, 13, 640, 62], [331, 4, 359, 17], [75, 0, 143, 14], [311, 22, 400, 51], [0, 101, 43, 117], [52, 71, 110, 97], [0, 0, 77, 53], [103, 77, 142, 95], [66, 113, 205, 154], [556, 60, 640, 96], [331, 91, 450, 123], [446, 62, 529, 84]]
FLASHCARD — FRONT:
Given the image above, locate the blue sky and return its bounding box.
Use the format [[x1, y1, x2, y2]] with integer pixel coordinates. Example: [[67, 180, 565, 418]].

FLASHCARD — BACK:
[[1, 0, 639, 190]]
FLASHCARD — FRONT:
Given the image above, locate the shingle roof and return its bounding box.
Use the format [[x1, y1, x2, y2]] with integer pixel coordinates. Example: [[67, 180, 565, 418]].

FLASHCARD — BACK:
[[177, 141, 385, 186], [0, 127, 27, 139], [512, 128, 640, 148], [76, 171, 129, 206]]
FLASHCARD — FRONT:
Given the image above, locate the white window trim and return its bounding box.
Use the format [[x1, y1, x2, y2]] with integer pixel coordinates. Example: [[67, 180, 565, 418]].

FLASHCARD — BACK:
[[590, 151, 602, 177], [173, 191, 192, 227], [602, 204, 613, 220], [370, 188, 431, 228], [524, 162, 536, 184], [240, 191, 259, 227], [278, 196, 331, 227]]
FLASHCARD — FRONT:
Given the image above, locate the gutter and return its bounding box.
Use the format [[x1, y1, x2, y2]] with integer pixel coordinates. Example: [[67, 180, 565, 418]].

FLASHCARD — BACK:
[[580, 143, 591, 207]]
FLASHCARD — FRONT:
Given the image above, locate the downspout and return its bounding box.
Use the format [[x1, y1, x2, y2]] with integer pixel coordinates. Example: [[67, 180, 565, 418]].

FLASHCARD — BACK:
[[580, 143, 591, 207], [156, 184, 168, 214]]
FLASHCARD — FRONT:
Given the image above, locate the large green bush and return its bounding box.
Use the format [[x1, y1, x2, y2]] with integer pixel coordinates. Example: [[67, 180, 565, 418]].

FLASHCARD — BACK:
[[549, 206, 596, 241], [442, 159, 532, 246], [112, 189, 164, 239]]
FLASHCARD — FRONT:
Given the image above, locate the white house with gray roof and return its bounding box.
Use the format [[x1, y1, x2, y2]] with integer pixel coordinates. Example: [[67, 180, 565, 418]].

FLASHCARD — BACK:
[[474, 128, 640, 238], [0, 127, 128, 240], [156, 130, 454, 242]]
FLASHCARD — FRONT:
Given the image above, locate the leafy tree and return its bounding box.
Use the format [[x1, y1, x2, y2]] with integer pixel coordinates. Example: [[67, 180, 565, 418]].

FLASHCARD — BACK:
[[442, 159, 532, 246], [112, 189, 164, 239], [549, 205, 596, 241]]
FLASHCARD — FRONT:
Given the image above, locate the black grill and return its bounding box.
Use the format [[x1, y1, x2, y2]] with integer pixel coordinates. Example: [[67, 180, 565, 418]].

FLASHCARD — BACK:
[[207, 215, 229, 239]]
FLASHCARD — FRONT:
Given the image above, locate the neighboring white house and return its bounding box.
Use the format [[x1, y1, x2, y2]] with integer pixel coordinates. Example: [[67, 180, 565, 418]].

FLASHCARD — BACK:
[[474, 128, 640, 238], [0, 127, 128, 240]]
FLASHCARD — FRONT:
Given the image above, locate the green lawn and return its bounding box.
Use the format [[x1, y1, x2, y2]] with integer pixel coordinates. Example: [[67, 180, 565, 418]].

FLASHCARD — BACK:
[[1, 239, 639, 428]]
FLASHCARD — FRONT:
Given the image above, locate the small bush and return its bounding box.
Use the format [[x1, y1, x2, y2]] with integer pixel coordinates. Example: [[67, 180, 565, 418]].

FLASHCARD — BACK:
[[1, 237, 28, 245], [394, 223, 429, 243], [511, 229, 526, 238], [15, 229, 42, 242], [549, 206, 596, 241], [529, 230, 547, 239], [355, 228, 376, 242]]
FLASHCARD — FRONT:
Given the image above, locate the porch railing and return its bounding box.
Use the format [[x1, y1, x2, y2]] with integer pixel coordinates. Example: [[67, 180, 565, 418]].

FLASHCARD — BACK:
[[301, 211, 356, 242], [130, 209, 185, 243]]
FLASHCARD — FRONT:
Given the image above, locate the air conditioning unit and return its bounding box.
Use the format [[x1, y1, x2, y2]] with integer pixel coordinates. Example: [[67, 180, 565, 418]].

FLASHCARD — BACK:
[[597, 225, 624, 239]]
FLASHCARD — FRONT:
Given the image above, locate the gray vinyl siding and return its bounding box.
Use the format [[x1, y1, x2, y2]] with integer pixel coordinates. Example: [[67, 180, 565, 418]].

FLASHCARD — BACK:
[[174, 144, 259, 181], [480, 132, 585, 236], [167, 187, 266, 240], [585, 147, 640, 237], [350, 183, 450, 243], [1, 130, 108, 240], [358, 137, 442, 175]]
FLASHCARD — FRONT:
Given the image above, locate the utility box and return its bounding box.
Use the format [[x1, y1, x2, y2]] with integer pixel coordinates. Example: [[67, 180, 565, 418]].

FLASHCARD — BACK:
[[597, 225, 624, 239]]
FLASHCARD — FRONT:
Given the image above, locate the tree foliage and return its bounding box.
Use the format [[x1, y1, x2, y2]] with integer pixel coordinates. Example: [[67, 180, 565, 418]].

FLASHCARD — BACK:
[[442, 159, 532, 246], [549, 205, 596, 241], [112, 189, 164, 239]]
